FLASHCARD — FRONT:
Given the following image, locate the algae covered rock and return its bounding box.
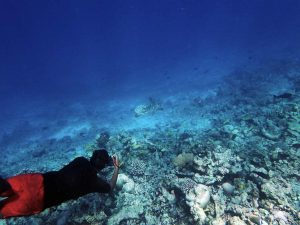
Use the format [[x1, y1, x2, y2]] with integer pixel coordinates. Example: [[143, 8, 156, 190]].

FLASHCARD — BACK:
[[107, 205, 144, 225], [229, 216, 247, 225], [222, 182, 235, 195], [173, 152, 194, 168], [261, 178, 291, 206]]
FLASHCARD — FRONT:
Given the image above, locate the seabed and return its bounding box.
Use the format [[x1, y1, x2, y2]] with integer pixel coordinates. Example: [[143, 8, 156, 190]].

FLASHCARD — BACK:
[[1, 59, 300, 225]]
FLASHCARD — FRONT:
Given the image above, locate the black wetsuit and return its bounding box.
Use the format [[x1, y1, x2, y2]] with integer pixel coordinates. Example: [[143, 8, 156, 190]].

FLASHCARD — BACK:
[[43, 157, 111, 208]]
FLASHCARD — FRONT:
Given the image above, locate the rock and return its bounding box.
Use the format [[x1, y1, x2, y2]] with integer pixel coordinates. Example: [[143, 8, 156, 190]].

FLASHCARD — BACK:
[[161, 187, 176, 203], [261, 179, 290, 205], [249, 214, 262, 224], [107, 205, 144, 225], [260, 127, 281, 140], [116, 174, 135, 193], [245, 213, 268, 225], [212, 218, 226, 225], [186, 184, 211, 208], [185, 184, 211, 224], [74, 211, 107, 224], [222, 182, 235, 195], [0, 219, 7, 225], [145, 212, 159, 225], [56, 210, 71, 225], [123, 180, 135, 193], [190, 204, 207, 225], [272, 210, 291, 224], [229, 216, 247, 225]]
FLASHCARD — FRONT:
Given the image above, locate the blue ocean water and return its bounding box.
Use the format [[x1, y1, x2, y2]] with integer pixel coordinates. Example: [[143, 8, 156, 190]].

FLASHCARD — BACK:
[[1, 0, 300, 127], [1, 0, 300, 224]]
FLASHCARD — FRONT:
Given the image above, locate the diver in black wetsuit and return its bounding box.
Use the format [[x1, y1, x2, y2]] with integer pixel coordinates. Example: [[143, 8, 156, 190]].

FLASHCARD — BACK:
[[43, 149, 120, 208], [0, 149, 120, 218]]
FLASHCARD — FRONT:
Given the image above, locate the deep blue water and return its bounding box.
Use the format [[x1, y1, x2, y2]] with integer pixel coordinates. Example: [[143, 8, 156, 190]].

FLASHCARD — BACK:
[[0, 0, 299, 144], [0, 0, 299, 143], [1, 0, 300, 105]]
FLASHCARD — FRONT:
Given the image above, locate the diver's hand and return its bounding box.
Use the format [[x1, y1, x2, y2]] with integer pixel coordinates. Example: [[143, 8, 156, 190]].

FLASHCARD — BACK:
[[112, 155, 120, 169]]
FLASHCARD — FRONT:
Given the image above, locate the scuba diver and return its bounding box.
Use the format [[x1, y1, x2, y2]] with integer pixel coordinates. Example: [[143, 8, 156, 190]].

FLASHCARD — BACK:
[[0, 149, 119, 219]]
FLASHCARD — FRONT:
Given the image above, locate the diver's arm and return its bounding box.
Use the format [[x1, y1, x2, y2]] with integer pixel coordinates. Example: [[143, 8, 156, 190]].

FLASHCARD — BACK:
[[109, 167, 119, 190], [109, 156, 120, 190]]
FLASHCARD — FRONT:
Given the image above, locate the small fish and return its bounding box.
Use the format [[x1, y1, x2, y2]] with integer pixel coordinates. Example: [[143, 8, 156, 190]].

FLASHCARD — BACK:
[[273, 92, 293, 99]]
